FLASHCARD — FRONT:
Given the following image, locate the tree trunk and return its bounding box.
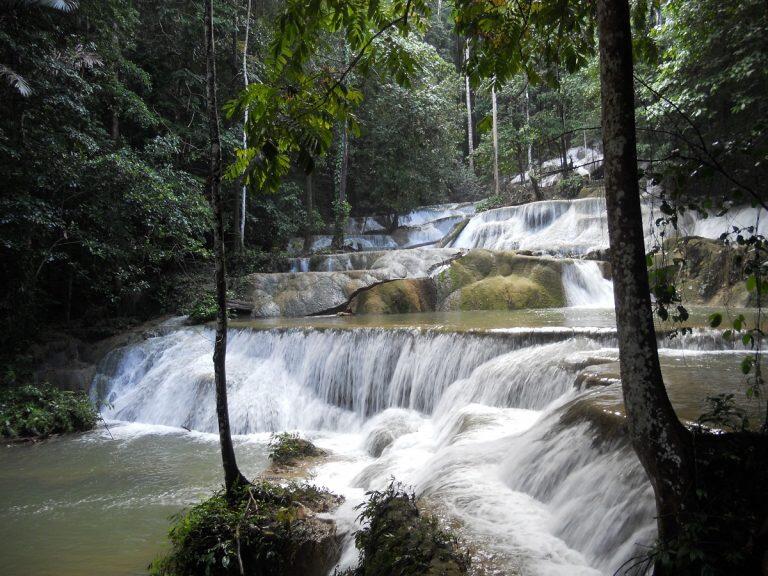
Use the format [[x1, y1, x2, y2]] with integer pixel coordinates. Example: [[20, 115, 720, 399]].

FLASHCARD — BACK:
[[491, 84, 500, 195], [557, 77, 568, 173], [583, 129, 591, 181], [524, 86, 541, 199], [464, 41, 474, 172], [205, 0, 248, 498], [303, 172, 313, 253], [237, 0, 252, 252], [332, 38, 350, 251], [332, 119, 350, 250], [111, 107, 119, 143], [596, 0, 692, 567]]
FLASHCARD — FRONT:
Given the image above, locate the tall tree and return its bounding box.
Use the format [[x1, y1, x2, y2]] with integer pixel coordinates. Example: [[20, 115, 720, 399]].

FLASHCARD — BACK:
[[205, 0, 248, 498], [491, 83, 499, 195], [237, 0, 253, 251], [596, 0, 693, 567], [332, 118, 350, 248], [464, 41, 474, 172]]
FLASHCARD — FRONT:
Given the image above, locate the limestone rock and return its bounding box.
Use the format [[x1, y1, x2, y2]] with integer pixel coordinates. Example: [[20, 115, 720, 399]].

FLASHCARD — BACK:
[[435, 249, 566, 311], [349, 278, 436, 315], [242, 249, 461, 317]]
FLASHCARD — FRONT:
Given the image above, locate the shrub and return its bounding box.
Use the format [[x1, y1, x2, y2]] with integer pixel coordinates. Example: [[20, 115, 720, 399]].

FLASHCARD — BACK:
[[151, 482, 339, 576], [475, 193, 506, 212], [558, 174, 585, 199], [341, 482, 470, 576], [269, 432, 323, 466], [0, 384, 97, 438]]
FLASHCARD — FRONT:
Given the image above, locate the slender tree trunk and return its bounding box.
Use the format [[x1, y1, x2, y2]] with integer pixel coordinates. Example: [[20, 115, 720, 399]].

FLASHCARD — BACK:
[[597, 0, 692, 567], [464, 41, 474, 172], [205, 0, 248, 498], [557, 77, 568, 173], [237, 0, 252, 252], [111, 107, 119, 143], [340, 120, 349, 203], [332, 39, 350, 251], [491, 84, 500, 195], [303, 172, 313, 253], [583, 129, 591, 181], [524, 86, 542, 199]]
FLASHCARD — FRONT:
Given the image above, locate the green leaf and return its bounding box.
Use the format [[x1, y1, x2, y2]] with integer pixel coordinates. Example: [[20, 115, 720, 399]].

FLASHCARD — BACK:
[[708, 313, 722, 328]]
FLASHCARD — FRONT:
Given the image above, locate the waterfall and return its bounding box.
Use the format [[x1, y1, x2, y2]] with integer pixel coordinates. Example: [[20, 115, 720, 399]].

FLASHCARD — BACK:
[[92, 325, 744, 575], [563, 261, 615, 308], [452, 198, 609, 256], [454, 197, 768, 257]]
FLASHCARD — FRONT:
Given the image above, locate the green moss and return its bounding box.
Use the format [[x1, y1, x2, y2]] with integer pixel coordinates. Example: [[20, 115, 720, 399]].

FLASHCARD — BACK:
[[436, 250, 566, 311], [151, 481, 339, 576], [0, 384, 97, 438], [341, 483, 470, 576], [269, 432, 323, 466], [351, 280, 436, 314]]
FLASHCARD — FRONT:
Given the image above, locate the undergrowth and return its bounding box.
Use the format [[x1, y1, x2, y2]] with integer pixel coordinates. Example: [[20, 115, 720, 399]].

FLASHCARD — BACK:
[[269, 432, 323, 466], [0, 384, 97, 438], [339, 482, 470, 576], [150, 481, 336, 576]]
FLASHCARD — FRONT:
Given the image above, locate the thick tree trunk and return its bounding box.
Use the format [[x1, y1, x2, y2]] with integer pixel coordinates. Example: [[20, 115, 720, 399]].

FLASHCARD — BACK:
[[464, 41, 474, 172], [492, 84, 500, 195], [237, 0, 252, 252], [205, 0, 248, 498], [596, 0, 692, 567], [303, 172, 313, 253]]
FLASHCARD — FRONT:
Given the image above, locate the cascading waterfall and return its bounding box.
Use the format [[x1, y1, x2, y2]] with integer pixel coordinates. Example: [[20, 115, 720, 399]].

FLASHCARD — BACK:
[[563, 261, 615, 308], [92, 323, 744, 575], [454, 197, 768, 256], [452, 198, 609, 256]]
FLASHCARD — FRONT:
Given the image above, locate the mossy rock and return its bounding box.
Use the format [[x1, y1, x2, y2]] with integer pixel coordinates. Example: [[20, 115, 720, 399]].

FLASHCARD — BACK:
[[349, 279, 437, 315], [436, 249, 565, 311], [656, 236, 750, 307], [268, 432, 325, 467]]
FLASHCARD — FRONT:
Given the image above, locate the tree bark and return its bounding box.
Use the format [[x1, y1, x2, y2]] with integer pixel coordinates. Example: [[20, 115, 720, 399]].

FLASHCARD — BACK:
[[464, 41, 474, 172], [205, 0, 248, 498], [597, 0, 692, 567], [491, 84, 500, 195]]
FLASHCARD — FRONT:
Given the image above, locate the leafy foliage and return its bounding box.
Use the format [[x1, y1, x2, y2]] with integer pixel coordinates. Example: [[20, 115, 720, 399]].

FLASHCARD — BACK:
[[151, 481, 338, 576], [0, 384, 96, 438], [341, 481, 470, 576]]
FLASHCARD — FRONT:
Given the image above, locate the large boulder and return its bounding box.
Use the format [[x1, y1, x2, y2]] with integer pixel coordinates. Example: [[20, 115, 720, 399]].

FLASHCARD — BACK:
[[349, 279, 436, 315], [434, 249, 566, 311], [239, 249, 461, 318]]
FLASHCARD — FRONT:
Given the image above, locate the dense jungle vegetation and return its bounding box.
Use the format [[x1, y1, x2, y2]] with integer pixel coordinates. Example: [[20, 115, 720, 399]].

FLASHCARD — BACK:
[[1, 0, 765, 350], [2, 0, 768, 573]]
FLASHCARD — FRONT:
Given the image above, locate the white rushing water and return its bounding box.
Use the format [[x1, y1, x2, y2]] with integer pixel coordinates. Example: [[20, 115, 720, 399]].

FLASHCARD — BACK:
[[91, 324, 744, 575], [452, 198, 609, 256], [453, 197, 768, 257], [563, 261, 615, 308]]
